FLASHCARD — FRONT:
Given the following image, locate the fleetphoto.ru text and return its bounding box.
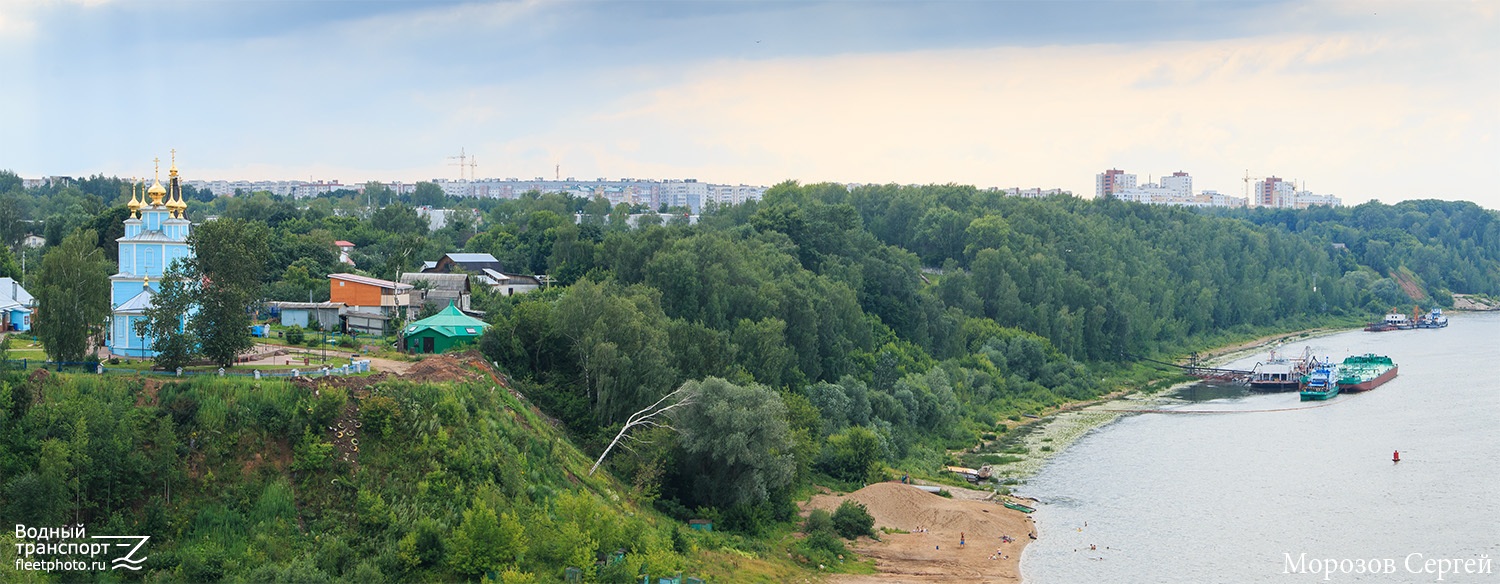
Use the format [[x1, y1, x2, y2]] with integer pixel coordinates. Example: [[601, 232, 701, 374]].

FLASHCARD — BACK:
[[13, 524, 150, 572]]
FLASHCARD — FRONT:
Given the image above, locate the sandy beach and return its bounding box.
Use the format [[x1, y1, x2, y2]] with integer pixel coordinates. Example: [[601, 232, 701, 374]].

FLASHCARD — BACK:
[[809, 482, 1033, 584]]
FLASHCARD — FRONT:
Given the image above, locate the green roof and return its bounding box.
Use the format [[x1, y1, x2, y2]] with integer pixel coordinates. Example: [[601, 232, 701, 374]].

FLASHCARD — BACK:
[[404, 303, 489, 338]]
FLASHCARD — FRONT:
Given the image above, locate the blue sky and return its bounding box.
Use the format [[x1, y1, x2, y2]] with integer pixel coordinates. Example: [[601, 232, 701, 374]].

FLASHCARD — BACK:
[[2, 1, 1496, 206]]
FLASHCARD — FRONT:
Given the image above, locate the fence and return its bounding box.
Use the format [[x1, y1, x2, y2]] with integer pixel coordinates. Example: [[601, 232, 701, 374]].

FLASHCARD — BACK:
[[2, 359, 372, 379]]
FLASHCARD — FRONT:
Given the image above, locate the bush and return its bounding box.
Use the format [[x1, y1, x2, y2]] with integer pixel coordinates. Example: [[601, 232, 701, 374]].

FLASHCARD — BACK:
[[286, 326, 305, 345], [831, 500, 874, 540], [803, 509, 834, 535], [793, 530, 846, 567]]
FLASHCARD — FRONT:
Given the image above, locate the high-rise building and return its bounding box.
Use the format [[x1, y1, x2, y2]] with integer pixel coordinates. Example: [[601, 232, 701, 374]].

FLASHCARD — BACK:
[[1162, 171, 1192, 199], [1096, 169, 1136, 199], [1255, 177, 1288, 207]]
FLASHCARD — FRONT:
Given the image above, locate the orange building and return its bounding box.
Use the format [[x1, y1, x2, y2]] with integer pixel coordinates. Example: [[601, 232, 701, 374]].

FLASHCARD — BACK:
[[329, 273, 414, 320]]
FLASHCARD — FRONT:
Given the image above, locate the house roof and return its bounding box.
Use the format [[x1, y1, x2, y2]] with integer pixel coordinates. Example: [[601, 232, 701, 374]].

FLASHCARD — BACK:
[[114, 287, 156, 314], [399, 272, 470, 292], [116, 230, 184, 243], [341, 307, 390, 320], [329, 273, 412, 291], [269, 301, 346, 310], [334, 240, 355, 247], [478, 269, 541, 287], [0, 277, 34, 305], [404, 303, 489, 338], [442, 253, 500, 264]]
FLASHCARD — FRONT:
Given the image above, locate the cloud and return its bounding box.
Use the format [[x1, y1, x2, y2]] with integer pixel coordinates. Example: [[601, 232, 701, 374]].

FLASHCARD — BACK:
[[481, 26, 1495, 204]]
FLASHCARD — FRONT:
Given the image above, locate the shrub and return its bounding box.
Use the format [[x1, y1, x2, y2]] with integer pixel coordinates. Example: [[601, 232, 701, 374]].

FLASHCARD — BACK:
[[803, 509, 834, 535], [361, 396, 401, 438], [793, 530, 846, 567], [831, 500, 874, 540], [286, 326, 305, 345]]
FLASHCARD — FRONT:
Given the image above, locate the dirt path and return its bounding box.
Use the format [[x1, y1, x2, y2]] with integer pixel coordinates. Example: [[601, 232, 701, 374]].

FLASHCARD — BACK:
[[807, 483, 1031, 584]]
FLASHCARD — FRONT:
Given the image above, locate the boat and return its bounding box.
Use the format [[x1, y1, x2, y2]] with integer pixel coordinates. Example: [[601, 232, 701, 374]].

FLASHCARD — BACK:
[[1249, 347, 1311, 391], [1299, 358, 1341, 401], [1415, 308, 1449, 328], [1336, 354, 1398, 392], [1001, 500, 1036, 514]]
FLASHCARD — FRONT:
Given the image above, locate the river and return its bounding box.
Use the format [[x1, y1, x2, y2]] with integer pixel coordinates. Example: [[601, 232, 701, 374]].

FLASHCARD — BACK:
[[1020, 311, 1500, 582]]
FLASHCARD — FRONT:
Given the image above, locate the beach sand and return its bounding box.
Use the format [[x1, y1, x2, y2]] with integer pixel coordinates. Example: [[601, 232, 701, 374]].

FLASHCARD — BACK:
[[807, 483, 1032, 583]]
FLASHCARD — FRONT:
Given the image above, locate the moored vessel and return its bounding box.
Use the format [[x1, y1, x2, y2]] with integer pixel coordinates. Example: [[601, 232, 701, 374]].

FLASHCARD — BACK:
[[1299, 358, 1340, 401], [1249, 347, 1310, 391], [1336, 354, 1398, 392], [1415, 308, 1449, 328]]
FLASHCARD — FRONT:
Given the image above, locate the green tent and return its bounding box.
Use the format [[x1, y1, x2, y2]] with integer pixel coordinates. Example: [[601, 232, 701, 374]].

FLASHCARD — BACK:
[[403, 303, 490, 354]]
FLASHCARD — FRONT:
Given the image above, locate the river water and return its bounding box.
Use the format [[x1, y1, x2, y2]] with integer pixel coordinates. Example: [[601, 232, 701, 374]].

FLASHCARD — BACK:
[[1021, 311, 1500, 582]]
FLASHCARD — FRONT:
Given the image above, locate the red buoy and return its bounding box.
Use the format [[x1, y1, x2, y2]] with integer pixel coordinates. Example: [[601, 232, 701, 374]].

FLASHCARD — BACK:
[[1393, 450, 1401, 463]]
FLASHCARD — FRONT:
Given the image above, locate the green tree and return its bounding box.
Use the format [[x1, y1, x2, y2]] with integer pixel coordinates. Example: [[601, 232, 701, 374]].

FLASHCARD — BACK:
[[189, 218, 270, 367], [674, 378, 795, 508], [34, 229, 111, 362], [136, 259, 199, 370], [410, 182, 445, 208], [447, 499, 526, 577]]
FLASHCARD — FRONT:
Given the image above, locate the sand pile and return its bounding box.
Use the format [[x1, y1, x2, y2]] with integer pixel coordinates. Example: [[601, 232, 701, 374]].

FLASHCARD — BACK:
[[808, 483, 1032, 583], [402, 355, 478, 383], [808, 483, 1026, 538]]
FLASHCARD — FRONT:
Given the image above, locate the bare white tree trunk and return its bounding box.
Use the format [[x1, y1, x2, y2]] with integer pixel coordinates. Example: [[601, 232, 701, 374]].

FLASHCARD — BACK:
[[589, 385, 696, 476]]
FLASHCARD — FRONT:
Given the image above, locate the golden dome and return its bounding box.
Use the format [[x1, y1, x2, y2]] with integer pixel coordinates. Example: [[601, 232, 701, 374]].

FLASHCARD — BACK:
[[167, 189, 187, 218], [147, 180, 167, 206], [127, 180, 143, 218]]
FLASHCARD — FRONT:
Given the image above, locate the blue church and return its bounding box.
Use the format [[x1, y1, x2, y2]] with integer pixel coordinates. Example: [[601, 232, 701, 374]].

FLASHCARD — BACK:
[[107, 154, 193, 358]]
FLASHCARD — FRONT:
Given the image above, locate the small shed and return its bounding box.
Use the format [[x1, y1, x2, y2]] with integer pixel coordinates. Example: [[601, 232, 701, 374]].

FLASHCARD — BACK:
[[403, 303, 489, 354], [343, 308, 391, 336], [271, 301, 345, 330]]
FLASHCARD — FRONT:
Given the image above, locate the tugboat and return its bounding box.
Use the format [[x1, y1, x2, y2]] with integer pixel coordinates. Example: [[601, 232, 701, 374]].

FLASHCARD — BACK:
[[1337, 354, 1398, 392], [1415, 308, 1449, 328], [1299, 358, 1341, 401]]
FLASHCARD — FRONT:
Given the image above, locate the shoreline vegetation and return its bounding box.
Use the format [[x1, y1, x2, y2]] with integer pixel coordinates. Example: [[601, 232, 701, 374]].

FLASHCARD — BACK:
[[964, 323, 1360, 486], [817, 321, 1367, 583]]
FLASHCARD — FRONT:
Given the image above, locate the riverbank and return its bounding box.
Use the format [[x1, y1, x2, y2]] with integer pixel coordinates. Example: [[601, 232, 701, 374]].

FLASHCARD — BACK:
[[982, 324, 1353, 484], [815, 482, 1032, 584]]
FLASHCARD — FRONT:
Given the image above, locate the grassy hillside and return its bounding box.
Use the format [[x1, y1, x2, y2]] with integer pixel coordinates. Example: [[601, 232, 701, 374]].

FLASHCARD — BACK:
[[0, 355, 816, 582]]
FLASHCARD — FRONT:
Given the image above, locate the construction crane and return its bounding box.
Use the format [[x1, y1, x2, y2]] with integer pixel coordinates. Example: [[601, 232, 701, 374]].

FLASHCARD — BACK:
[[468, 157, 478, 181], [1242, 169, 1265, 206], [448, 148, 468, 181]]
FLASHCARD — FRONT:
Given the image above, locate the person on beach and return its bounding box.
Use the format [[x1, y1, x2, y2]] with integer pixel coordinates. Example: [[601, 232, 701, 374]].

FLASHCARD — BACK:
[[960, 532, 965, 547]]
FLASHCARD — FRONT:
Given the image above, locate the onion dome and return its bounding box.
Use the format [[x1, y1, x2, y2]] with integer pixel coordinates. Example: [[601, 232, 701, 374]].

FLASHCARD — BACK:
[[147, 180, 166, 206], [127, 180, 143, 218], [167, 188, 187, 218]]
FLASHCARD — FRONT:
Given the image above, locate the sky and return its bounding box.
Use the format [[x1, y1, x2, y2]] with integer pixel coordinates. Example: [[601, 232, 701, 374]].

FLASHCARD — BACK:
[[1, 0, 1496, 207]]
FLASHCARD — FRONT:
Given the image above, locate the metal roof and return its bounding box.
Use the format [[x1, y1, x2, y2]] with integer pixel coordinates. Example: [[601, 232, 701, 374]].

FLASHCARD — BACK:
[[0, 277, 33, 305], [269, 301, 346, 310], [399, 272, 470, 292], [403, 303, 489, 338], [114, 287, 156, 314], [329, 273, 412, 291], [442, 253, 500, 263]]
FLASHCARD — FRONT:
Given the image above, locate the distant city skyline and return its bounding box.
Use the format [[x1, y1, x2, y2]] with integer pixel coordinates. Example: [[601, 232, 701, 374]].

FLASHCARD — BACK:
[[3, 1, 1495, 208]]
